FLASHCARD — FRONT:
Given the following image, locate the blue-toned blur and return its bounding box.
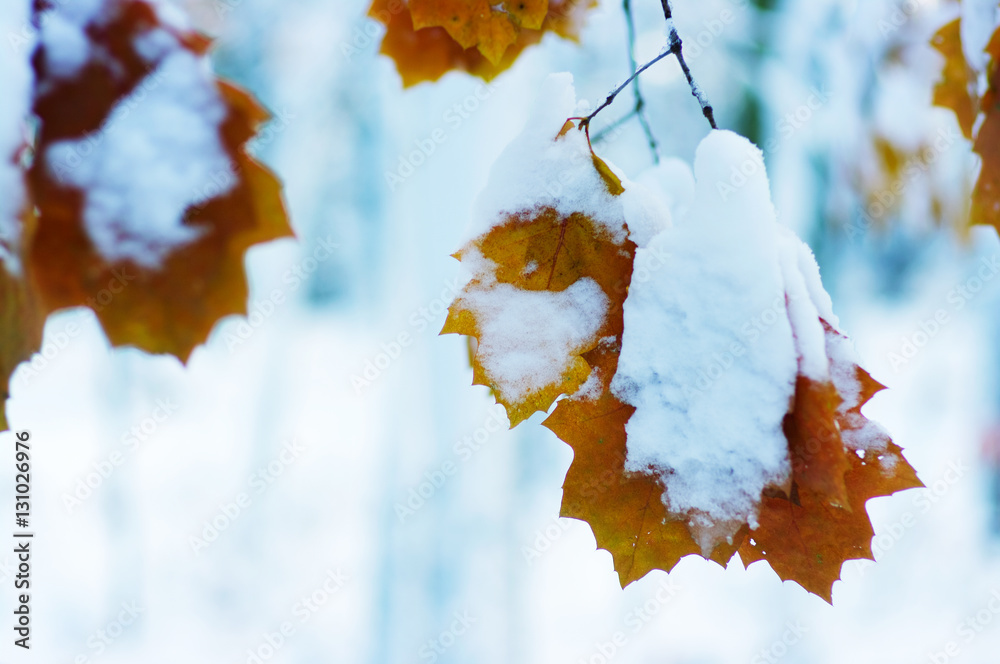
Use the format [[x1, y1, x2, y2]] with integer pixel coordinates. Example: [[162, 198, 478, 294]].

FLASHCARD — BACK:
[[2, 0, 1000, 662]]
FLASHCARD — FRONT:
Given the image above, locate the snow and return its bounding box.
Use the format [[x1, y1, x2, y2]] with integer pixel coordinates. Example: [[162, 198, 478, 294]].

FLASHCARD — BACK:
[[36, 0, 105, 80], [777, 227, 830, 380], [454, 73, 672, 404], [961, 0, 999, 71], [456, 277, 609, 402], [790, 226, 838, 327], [467, 73, 630, 244], [620, 172, 673, 247], [0, 0, 34, 273], [146, 0, 192, 30], [825, 325, 891, 453], [611, 130, 799, 553], [611, 130, 850, 548], [46, 49, 234, 268], [34, 0, 234, 268], [634, 157, 696, 227], [133, 28, 180, 63], [571, 362, 604, 400], [53, 0, 106, 24], [463, 72, 680, 250], [39, 11, 91, 79]]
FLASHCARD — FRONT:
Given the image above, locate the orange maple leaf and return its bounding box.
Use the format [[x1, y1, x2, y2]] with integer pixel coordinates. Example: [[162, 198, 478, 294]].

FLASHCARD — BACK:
[[738, 322, 923, 602], [368, 0, 593, 86], [783, 376, 851, 508], [547, 153, 918, 601], [546, 383, 705, 586]]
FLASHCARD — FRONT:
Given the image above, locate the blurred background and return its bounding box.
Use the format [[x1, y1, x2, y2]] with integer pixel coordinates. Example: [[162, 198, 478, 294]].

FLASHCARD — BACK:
[[3, 0, 1000, 662]]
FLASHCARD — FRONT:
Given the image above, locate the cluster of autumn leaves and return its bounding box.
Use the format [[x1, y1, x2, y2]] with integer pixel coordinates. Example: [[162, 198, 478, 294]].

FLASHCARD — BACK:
[[441, 125, 922, 602], [3, 0, 997, 603], [366, 0, 1000, 601], [1, 0, 291, 429]]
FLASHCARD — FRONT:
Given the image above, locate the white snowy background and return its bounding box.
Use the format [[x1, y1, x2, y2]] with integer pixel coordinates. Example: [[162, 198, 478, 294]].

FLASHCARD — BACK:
[[2, 0, 1000, 662]]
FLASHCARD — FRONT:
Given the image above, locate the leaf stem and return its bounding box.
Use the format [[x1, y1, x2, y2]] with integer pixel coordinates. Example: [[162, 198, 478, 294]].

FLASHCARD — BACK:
[[623, 0, 659, 162]]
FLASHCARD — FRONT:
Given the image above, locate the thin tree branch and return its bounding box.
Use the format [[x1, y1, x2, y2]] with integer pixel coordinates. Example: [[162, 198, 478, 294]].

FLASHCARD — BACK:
[[575, 0, 718, 140], [592, 108, 640, 144], [660, 0, 717, 129], [579, 48, 673, 133], [623, 0, 659, 162]]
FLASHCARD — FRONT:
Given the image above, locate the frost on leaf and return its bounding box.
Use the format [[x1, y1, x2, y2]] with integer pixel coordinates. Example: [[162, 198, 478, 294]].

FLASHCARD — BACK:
[[368, 0, 594, 86], [29, 0, 292, 361]]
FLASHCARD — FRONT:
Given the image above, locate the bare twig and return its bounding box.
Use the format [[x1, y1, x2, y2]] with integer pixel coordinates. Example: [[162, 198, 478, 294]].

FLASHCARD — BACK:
[[660, 0, 718, 129], [623, 0, 659, 162], [574, 0, 718, 146], [592, 108, 640, 144], [579, 48, 673, 133]]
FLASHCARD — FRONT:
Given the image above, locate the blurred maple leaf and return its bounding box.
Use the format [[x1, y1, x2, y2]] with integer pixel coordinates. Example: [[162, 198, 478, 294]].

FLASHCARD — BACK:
[[0, 0, 291, 428], [931, 18, 978, 140], [931, 14, 1000, 232], [368, 0, 594, 86], [28, 0, 292, 361], [0, 213, 42, 432], [971, 27, 1000, 230], [409, 0, 547, 64], [837, 15, 970, 236]]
